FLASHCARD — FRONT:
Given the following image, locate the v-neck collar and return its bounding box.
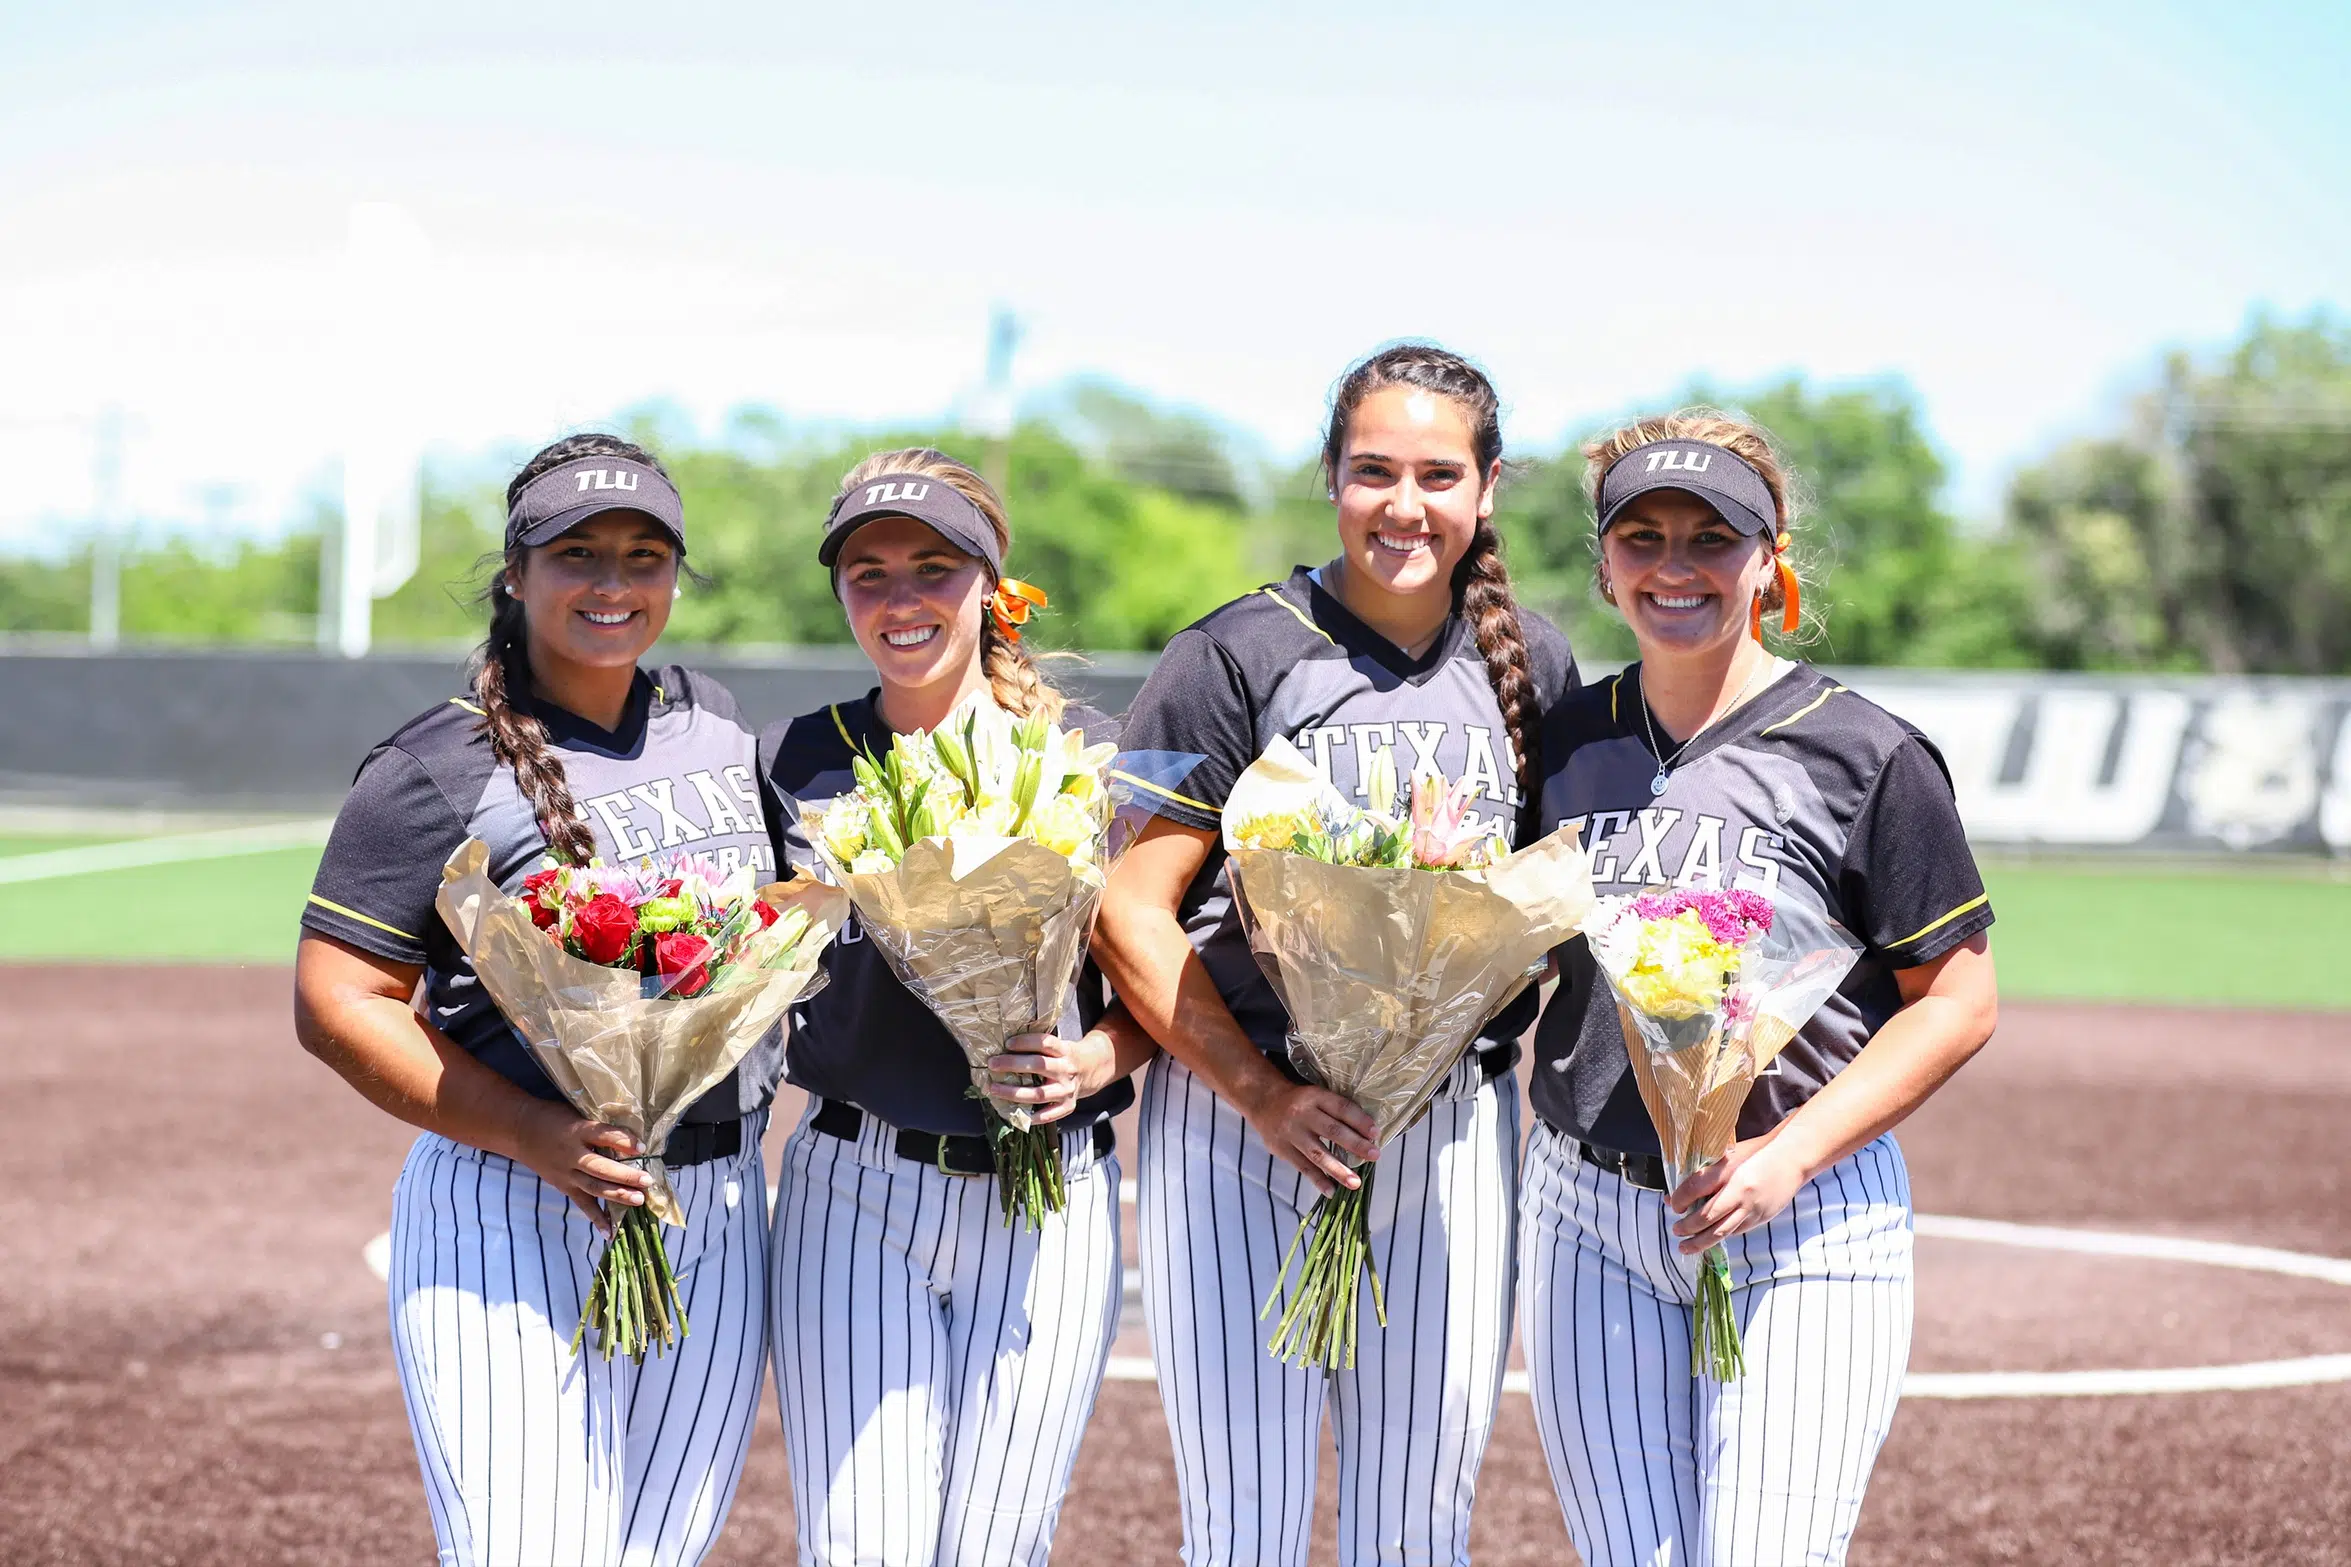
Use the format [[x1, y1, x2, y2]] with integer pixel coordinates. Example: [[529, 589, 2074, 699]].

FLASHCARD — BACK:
[[1624, 659, 1826, 776], [1289, 566, 1467, 685], [524, 668, 655, 753]]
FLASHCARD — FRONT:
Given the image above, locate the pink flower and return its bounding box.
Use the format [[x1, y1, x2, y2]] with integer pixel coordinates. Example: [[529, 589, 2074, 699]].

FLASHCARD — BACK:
[[1408, 773, 1487, 869]]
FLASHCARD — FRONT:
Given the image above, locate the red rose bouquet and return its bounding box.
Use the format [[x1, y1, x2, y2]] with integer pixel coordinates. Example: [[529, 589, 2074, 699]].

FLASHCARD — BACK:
[[438, 841, 847, 1363]]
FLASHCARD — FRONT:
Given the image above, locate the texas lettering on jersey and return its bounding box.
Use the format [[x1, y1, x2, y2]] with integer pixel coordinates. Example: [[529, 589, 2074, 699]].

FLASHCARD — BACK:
[[1556, 807, 1786, 897], [1288, 717, 1523, 834], [572, 764, 776, 877]]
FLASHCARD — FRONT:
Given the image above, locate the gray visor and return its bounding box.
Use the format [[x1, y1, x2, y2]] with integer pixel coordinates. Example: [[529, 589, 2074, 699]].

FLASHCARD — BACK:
[[1596, 440, 1777, 538], [507, 456, 685, 551], [818, 472, 1003, 577]]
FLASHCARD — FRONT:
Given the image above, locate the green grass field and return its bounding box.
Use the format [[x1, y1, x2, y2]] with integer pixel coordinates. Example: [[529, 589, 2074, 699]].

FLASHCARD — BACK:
[[0, 834, 2345, 1010]]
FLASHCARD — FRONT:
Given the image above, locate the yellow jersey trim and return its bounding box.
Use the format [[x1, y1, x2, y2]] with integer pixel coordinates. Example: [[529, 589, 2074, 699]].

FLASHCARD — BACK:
[[1257, 586, 1336, 644], [1894, 894, 1990, 950], [306, 895, 418, 942], [1760, 685, 1848, 736], [829, 704, 856, 749], [1609, 673, 1623, 725], [447, 697, 486, 717], [1113, 769, 1220, 816]]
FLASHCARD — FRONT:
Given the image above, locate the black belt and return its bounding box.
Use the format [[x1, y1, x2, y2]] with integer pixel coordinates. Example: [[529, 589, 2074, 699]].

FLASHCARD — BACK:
[[1566, 1135, 1670, 1192], [658, 1118, 745, 1169], [812, 1098, 1114, 1177], [1274, 1038, 1515, 1088]]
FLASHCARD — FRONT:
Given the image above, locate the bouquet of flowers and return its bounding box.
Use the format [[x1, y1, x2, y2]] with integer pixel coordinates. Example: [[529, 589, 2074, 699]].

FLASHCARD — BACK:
[[1583, 886, 1860, 1379], [1224, 736, 1594, 1370], [437, 840, 847, 1363], [803, 697, 1186, 1229]]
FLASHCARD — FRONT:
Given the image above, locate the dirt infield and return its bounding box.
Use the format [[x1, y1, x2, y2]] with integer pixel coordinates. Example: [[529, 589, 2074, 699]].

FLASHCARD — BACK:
[[1, 967, 2345, 1564]]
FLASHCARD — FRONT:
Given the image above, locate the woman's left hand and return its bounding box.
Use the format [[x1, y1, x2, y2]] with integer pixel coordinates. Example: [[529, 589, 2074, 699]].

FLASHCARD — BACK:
[[1666, 1134, 1809, 1255], [984, 1029, 1115, 1124]]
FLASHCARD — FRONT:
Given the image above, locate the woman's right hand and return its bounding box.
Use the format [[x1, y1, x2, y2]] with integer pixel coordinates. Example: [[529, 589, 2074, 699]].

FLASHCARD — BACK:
[[510, 1099, 654, 1234], [1236, 1078, 1379, 1196]]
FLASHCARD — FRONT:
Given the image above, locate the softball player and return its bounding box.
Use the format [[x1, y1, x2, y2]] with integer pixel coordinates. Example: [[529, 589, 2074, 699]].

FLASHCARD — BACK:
[[293, 434, 776, 1567], [1521, 412, 2001, 1566], [1095, 345, 1578, 1567], [758, 447, 1157, 1567]]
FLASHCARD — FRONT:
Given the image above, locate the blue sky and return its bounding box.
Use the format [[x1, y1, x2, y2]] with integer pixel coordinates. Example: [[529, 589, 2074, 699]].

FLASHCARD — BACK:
[[0, 0, 2343, 551]]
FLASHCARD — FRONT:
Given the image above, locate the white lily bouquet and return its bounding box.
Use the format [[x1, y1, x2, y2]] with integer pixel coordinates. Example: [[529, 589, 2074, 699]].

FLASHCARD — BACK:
[[802, 697, 1125, 1228], [1223, 737, 1595, 1369]]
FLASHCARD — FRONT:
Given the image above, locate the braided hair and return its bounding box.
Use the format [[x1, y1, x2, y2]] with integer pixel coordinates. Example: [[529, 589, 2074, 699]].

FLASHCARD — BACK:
[[1321, 343, 1538, 794], [474, 432, 675, 865]]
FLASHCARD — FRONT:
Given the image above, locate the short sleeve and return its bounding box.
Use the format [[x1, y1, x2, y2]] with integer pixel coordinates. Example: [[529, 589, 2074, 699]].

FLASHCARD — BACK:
[[1524, 611, 1580, 710], [301, 745, 468, 964], [755, 724, 820, 877], [665, 663, 743, 725], [1840, 734, 1994, 968], [1113, 628, 1255, 832]]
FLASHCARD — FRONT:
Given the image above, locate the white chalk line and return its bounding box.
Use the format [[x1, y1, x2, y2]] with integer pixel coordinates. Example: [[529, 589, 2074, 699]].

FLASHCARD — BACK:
[[364, 1201, 2351, 1400], [0, 819, 333, 883]]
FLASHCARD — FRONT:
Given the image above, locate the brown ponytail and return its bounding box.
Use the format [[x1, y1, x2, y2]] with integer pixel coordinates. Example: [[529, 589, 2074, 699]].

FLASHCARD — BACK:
[[471, 431, 673, 865], [832, 446, 1069, 724], [980, 612, 1068, 723], [1452, 520, 1537, 796], [1323, 342, 1540, 794], [474, 570, 597, 864]]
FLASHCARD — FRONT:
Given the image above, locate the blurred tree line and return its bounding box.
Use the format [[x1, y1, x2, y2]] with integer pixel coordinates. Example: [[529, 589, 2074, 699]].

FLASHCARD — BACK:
[[4, 313, 2345, 674]]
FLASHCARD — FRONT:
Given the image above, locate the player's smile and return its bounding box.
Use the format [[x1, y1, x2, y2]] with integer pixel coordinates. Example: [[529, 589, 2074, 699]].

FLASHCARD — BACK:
[[1603, 490, 1771, 656], [837, 515, 989, 693], [1332, 386, 1495, 612], [514, 513, 678, 676]]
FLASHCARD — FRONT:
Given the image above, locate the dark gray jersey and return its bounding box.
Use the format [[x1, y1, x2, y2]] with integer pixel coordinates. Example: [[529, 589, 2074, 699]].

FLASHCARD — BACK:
[[301, 665, 781, 1123], [1530, 664, 1994, 1152], [1117, 567, 1578, 1060]]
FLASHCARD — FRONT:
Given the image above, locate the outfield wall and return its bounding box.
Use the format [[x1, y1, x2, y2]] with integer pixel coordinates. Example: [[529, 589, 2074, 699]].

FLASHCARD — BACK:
[[1, 648, 2346, 855]]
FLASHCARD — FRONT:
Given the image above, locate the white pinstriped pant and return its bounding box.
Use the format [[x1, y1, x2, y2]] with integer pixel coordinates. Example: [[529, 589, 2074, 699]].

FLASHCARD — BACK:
[[1519, 1122, 1913, 1567], [768, 1100, 1123, 1567], [387, 1117, 771, 1567], [1137, 1051, 1520, 1567]]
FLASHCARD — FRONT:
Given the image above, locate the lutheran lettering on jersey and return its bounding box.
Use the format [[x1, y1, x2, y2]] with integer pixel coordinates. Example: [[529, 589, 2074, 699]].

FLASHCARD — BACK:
[[1289, 718, 1523, 815], [577, 764, 773, 873], [1562, 808, 1784, 896]]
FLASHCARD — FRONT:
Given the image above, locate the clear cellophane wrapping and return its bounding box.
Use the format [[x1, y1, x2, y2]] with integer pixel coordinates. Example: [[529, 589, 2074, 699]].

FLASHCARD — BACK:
[[1600, 911, 1861, 1188], [1221, 739, 1594, 1148], [436, 838, 849, 1222], [798, 826, 1102, 1132]]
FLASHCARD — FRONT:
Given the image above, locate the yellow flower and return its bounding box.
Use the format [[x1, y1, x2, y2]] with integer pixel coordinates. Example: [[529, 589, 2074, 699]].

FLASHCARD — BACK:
[[1232, 811, 1314, 852], [1026, 794, 1097, 859], [818, 805, 868, 864]]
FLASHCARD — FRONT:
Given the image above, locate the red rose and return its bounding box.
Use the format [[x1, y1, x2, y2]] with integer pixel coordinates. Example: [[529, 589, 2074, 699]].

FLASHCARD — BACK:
[[570, 893, 639, 966], [751, 898, 780, 929], [528, 899, 559, 931], [653, 931, 715, 997], [521, 867, 561, 898]]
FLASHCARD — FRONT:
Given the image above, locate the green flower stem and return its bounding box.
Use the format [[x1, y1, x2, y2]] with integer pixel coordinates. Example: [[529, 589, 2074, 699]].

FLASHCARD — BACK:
[[987, 1111, 1068, 1231], [570, 1202, 691, 1365], [1260, 1167, 1386, 1371], [1692, 1245, 1745, 1381]]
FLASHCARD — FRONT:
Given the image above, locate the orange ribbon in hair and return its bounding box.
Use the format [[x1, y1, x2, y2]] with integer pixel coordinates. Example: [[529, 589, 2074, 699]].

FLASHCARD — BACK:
[[1751, 531, 1800, 640], [989, 578, 1049, 641]]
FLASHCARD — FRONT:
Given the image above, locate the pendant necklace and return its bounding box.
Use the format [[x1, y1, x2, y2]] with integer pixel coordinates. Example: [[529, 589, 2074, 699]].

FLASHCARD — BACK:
[[1640, 658, 1772, 797]]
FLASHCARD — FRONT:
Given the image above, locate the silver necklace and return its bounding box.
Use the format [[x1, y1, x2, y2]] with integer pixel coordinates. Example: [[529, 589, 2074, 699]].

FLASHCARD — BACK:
[[1639, 659, 1771, 797]]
